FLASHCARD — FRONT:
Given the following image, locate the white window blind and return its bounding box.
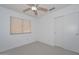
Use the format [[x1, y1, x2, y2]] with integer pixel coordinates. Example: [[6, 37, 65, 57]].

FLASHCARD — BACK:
[[10, 16, 31, 34]]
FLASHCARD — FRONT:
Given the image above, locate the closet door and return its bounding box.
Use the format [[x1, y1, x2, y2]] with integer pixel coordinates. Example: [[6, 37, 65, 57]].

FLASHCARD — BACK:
[[55, 13, 79, 53], [63, 13, 79, 52]]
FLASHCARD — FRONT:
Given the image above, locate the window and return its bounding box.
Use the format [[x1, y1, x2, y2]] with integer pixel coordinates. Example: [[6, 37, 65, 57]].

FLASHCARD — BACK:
[[10, 16, 31, 34]]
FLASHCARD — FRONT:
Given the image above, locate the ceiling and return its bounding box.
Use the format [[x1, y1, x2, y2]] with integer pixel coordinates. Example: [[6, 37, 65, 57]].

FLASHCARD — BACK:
[[0, 4, 70, 17]]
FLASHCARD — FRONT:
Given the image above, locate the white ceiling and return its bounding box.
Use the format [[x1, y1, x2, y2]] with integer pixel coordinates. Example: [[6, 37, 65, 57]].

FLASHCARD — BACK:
[[0, 4, 70, 17]]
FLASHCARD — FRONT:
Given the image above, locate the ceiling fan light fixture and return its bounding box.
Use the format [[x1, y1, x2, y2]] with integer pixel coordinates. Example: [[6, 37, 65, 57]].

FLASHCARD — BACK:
[[32, 6, 37, 11]]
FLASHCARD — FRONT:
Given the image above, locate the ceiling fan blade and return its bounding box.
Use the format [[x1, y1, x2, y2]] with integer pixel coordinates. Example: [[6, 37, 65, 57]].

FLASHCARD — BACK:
[[23, 8, 31, 12], [49, 7, 55, 11], [38, 7, 48, 12], [27, 4, 35, 7], [33, 10, 38, 15]]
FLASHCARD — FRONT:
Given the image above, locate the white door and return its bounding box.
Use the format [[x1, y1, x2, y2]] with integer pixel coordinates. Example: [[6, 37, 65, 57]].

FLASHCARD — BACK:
[[55, 13, 79, 53]]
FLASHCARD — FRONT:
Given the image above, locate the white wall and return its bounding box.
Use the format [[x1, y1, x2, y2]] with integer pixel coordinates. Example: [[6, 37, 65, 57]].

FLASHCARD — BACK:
[[37, 14, 55, 46], [0, 6, 37, 52]]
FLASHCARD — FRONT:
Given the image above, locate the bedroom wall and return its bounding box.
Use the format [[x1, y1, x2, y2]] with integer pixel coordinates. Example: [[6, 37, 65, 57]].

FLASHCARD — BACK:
[[0, 6, 37, 52], [37, 14, 55, 46]]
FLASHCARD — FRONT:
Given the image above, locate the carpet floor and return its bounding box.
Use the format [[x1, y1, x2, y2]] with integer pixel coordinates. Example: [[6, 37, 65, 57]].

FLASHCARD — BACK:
[[0, 41, 78, 55]]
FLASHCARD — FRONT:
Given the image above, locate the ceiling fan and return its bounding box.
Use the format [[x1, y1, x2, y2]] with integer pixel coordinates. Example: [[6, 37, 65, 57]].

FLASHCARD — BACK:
[[23, 4, 55, 15]]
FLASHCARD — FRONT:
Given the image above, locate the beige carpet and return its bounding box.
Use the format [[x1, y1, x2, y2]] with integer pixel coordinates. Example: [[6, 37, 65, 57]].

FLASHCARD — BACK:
[[0, 41, 78, 55]]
